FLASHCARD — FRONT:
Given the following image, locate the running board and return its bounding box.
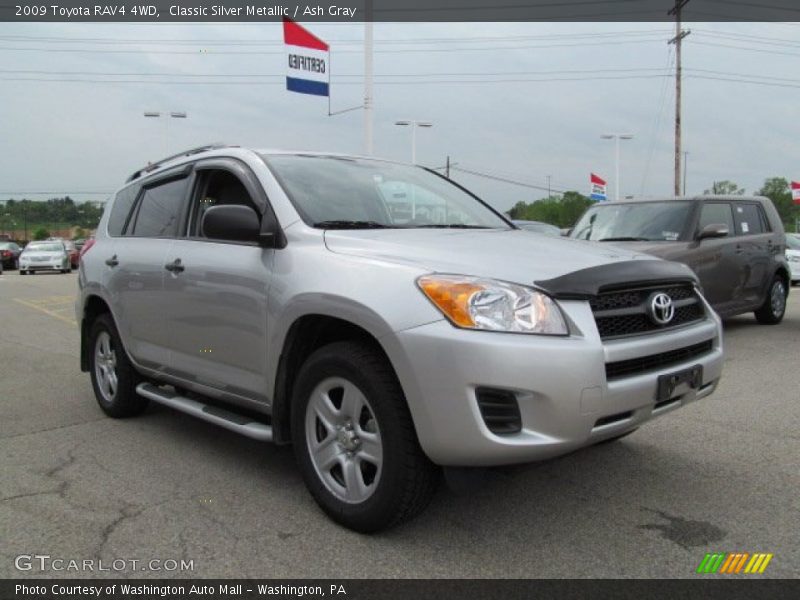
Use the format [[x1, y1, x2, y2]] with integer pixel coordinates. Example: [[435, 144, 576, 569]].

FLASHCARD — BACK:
[[136, 383, 273, 442]]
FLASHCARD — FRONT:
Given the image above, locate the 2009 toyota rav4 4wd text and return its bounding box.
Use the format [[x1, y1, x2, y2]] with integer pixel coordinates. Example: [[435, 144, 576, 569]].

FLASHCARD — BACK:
[[77, 145, 724, 532]]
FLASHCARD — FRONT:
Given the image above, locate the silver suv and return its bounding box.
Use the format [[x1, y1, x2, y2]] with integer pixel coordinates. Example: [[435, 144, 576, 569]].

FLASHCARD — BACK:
[[77, 145, 724, 531]]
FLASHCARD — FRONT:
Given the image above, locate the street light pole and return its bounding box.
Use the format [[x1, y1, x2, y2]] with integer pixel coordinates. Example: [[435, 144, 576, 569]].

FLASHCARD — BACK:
[[144, 111, 187, 155], [395, 120, 433, 164], [601, 133, 634, 201]]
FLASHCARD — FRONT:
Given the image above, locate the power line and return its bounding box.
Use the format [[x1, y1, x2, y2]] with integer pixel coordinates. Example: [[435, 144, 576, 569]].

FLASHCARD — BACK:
[[0, 66, 674, 78], [451, 166, 568, 193], [0, 38, 667, 56], [688, 39, 800, 57], [0, 29, 673, 46]]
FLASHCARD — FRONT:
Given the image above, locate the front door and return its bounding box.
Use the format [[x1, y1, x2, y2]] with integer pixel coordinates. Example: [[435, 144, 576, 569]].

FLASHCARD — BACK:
[[162, 164, 272, 404]]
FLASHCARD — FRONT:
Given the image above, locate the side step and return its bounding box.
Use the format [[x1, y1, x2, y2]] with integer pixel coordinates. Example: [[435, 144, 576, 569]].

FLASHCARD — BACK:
[[136, 383, 273, 442]]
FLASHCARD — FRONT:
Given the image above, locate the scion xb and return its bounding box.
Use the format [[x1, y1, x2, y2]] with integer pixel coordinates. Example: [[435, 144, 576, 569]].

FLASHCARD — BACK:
[[77, 145, 724, 532]]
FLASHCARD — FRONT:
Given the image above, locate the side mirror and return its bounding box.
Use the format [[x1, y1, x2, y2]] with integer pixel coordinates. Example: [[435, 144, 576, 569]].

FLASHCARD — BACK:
[[201, 205, 261, 243], [697, 223, 729, 241], [561, 228, 572, 237]]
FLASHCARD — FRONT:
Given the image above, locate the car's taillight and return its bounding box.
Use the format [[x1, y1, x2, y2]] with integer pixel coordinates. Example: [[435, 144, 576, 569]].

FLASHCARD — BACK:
[[79, 238, 96, 258], [0, 250, 10, 258]]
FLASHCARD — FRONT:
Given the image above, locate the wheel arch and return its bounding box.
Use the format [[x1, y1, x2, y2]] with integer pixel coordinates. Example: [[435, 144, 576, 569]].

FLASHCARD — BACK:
[[271, 313, 401, 445], [80, 294, 114, 372]]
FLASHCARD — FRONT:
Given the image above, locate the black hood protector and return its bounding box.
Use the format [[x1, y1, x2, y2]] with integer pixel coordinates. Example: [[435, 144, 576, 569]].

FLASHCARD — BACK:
[[534, 259, 699, 299]]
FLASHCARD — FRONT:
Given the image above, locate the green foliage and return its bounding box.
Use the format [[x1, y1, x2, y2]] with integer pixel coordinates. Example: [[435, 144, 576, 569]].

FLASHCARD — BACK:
[[33, 227, 50, 241], [507, 192, 593, 228], [72, 227, 87, 240], [704, 180, 745, 195], [0, 197, 104, 231], [757, 177, 799, 232]]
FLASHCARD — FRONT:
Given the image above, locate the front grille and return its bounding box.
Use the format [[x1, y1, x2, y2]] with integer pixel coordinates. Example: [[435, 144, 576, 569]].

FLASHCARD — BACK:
[[590, 283, 704, 339], [605, 340, 713, 380], [476, 388, 522, 435]]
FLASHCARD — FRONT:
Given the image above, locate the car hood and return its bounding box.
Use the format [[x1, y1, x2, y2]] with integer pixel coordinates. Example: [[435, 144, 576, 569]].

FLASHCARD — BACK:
[[592, 240, 695, 262], [324, 228, 661, 284]]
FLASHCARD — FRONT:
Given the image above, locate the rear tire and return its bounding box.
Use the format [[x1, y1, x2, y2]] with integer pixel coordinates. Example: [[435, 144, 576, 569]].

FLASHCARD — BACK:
[[88, 314, 148, 418], [291, 341, 439, 532], [754, 275, 787, 325]]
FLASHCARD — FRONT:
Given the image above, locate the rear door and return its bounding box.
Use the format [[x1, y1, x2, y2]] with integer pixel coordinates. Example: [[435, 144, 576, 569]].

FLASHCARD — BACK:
[[161, 158, 273, 405], [108, 167, 192, 370], [733, 202, 772, 306]]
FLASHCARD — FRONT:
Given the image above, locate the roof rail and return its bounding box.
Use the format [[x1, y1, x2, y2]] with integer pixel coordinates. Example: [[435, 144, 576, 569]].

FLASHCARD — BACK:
[[125, 143, 238, 183]]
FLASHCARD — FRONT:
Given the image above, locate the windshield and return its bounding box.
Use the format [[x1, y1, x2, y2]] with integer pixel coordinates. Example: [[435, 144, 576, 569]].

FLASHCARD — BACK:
[[262, 154, 510, 229], [25, 243, 63, 252], [571, 201, 693, 242]]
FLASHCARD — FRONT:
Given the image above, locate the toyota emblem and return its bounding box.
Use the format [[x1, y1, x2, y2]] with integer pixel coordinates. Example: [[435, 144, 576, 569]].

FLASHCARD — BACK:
[[648, 292, 675, 325]]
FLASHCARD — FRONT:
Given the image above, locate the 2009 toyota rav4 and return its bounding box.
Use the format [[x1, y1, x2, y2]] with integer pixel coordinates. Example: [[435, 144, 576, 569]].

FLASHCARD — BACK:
[[77, 145, 724, 532]]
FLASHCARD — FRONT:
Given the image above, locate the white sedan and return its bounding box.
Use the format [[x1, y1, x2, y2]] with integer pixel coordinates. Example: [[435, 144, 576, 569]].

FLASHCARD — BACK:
[[786, 234, 800, 285]]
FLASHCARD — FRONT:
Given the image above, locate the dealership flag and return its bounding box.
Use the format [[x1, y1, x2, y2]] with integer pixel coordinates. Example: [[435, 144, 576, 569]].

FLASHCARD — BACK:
[[792, 181, 800, 205], [283, 18, 329, 97], [590, 173, 607, 201]]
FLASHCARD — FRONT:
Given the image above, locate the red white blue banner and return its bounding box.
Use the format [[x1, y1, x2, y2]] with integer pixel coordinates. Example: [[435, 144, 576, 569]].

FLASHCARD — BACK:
[[590, 173, 607, 201], [283, 18, 329, 97], [792, 181, 800, 205]]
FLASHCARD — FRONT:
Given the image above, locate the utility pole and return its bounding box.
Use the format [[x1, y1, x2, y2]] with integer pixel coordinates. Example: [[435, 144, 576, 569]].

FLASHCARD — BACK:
[[668, 0, 691, 196], [547, 175, 551, 198], [363, 0, 374, 155], [683, 151, 689, 195], [446, 156, 450, 178]]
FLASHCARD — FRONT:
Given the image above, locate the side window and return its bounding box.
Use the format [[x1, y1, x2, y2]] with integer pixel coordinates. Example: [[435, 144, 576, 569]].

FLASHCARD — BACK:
[[733, 203, 766, 236], [189, 170, 259, 238], [107, 185, 140, 236], [698, 202, 734, 235], [130, 177, 189, 238]]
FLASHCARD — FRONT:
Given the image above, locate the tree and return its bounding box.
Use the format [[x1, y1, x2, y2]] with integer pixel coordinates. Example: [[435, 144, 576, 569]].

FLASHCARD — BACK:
[[704, 180, 745, 195], [508, 191, 592, 228], [758, 177, 798, 232], [33, 227, 50, 240]]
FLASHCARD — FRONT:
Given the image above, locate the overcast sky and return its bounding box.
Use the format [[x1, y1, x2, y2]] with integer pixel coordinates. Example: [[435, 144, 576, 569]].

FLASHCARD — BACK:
[[0, 20, 798, 212]]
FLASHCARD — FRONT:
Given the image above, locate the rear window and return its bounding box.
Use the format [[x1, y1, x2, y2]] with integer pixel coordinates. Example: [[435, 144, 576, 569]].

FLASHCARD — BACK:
[[107, 185, 140, 236], [130, 178, 189, 238], [734, 204, 767, 236]]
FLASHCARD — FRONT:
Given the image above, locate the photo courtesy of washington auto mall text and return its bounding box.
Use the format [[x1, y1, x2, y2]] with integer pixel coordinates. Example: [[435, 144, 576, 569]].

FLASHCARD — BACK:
[[1, 0, 800, 599]]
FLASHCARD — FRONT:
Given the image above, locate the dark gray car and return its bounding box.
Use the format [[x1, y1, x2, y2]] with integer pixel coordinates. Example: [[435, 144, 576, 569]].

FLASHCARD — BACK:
[[570, 195, 790, 324]]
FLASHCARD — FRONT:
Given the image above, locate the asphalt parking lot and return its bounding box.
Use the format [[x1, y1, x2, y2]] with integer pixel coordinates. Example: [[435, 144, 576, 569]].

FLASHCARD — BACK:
[[1, 270, 798, 579]]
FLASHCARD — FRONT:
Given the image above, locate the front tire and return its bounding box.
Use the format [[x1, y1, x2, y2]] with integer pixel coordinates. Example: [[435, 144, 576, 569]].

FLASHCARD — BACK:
[[88, 314, 148, 418], [754, 275, 787, 325], [291, 341, 439, 532]]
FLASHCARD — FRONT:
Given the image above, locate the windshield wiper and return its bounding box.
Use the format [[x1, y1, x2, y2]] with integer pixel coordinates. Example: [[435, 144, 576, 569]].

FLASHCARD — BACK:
[[597, 236, 651, 242], [415, 224, 492, 229], [313, 220, 390, 229]]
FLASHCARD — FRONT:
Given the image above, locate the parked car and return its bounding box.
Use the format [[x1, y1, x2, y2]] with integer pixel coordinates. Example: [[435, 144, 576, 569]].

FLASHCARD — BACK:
[[570, 196, 790, 324], [63, 240, 80, 268], [76, 145, 724, 532], [0, 241, 22, 270], [74, 238, 86, 252], [19, 240, 71, 274], [513, 220, 562, 236], [786, 234, 800, 285]]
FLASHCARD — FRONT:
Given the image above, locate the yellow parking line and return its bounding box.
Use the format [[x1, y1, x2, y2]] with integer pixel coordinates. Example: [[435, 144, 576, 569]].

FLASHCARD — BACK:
[[14, 298, 76, 326]]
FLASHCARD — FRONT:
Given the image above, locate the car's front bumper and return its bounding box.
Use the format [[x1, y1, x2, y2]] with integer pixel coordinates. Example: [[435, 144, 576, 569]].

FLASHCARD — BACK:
[[385, 298, 724, 466], [21, 264, 66, 271]]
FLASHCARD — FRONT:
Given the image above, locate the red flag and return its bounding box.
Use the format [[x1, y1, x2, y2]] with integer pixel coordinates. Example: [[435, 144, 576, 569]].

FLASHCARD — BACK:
[[791, 181, 800, 205]]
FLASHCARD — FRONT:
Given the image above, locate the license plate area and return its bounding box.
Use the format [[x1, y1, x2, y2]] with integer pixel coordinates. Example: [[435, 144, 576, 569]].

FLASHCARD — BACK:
[[656, 364, 703, 402]]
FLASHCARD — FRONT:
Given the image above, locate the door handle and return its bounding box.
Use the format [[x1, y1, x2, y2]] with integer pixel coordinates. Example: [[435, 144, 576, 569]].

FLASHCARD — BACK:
[[165, 258, 185, 273], [105, 255, 119, 267]]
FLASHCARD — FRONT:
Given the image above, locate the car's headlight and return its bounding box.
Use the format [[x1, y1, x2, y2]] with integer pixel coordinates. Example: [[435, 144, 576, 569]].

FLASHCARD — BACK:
[[417, 274, 568, 335]]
